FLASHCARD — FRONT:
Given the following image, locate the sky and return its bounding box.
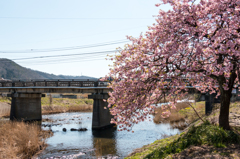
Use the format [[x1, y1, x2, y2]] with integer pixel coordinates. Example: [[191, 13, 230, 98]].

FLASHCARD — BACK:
[[0, 0, 171, 78]]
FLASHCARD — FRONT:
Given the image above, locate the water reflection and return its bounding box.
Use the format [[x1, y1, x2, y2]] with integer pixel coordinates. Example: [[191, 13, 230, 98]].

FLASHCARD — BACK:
[[39, 112, 180, 158], [92, 127, 117, 157], [92, 127, 117, 138]]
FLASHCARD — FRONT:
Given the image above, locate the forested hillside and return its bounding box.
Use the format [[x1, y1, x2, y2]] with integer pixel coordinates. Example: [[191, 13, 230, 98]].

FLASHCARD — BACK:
[[0, 58, 96, 80]]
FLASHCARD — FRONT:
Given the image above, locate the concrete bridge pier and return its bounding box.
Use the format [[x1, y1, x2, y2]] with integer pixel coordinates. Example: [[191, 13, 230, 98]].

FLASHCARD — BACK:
[[205, 93, 220, 115], [88, 93, 114, 129], [10, 93, 42, 121]]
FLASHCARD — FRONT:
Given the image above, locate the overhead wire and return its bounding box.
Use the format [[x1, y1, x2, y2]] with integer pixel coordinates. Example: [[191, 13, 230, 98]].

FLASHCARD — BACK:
[[16, 53, 115, 64], [0, 54, 114, 66], [21, 58, 111, 66], [0, 49, 119, 66], [0, 17, 146, 69], [19, 56, 114, 66], [0, 17, 153, 20], [10, 50, 117, 61], [0, 38, 123, 67], [0, 40, 127, 53]]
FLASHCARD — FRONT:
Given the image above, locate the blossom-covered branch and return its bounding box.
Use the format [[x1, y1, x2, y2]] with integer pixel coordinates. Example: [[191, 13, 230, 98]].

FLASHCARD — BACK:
[[106, 0, 240, 130]]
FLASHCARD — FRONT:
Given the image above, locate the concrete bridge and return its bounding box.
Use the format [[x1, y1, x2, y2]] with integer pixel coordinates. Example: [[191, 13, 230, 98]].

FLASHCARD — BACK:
[[0, 79, 113, 129], [1, 79, 238, 129]]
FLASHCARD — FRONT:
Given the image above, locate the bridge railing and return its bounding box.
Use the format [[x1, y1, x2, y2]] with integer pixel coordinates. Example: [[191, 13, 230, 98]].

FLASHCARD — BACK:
[[0, 80, 110, 88]]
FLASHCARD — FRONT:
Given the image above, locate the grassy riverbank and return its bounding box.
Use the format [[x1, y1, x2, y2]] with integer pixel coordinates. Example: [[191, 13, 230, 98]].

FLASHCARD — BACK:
[[0, 94, 93, 117], [154, 101, 205, 125], [127, 122, 240, 158], [127, 101, 240, 158], [41, 96, 93, 114], [0, 121, 52, 159], [0, 95, 91, 158]]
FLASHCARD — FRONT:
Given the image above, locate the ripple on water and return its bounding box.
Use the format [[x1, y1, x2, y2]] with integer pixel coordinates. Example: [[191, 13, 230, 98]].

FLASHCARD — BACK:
[[38, 112, 180, 158]]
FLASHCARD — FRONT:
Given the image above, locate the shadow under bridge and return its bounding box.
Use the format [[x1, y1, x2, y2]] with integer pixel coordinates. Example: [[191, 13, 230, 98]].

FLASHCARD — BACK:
[[0, 79, 114, 129]]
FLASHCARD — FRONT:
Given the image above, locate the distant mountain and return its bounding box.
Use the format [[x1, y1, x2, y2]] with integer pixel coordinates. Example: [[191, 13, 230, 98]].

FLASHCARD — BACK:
[[0, 58, 97, 80]]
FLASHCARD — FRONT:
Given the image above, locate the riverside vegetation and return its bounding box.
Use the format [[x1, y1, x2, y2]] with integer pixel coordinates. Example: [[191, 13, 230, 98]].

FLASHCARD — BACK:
[[0, 93, 93, 117], [0, 121, 52, 159], [1, 94, 240, 158], [153, 101, 205, 130], [0, 94, 93, 158], [127, 99, 240, 158], [41, 94, 93, 114]]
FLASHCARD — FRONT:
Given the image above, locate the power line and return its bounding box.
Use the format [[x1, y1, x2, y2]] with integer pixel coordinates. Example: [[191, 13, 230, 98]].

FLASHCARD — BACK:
[[0, 40, 127, 53], [0, 50, 118, 64], [12, 54, 115, 66], [10, 50, 117, 61], [21, 58, 110, 66], [0, 17, 153, 20], [14, 53, 115, 64], [20, 58, 111, 65]]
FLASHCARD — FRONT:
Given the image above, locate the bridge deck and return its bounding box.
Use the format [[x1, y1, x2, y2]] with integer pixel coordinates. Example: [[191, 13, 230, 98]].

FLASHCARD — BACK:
[[0, 80, 111, 93], [0, 87, 111, 93]]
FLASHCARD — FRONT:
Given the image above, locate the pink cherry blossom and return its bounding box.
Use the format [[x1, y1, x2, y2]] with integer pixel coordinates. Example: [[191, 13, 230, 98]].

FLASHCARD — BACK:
[[106, 0, 240, 131]]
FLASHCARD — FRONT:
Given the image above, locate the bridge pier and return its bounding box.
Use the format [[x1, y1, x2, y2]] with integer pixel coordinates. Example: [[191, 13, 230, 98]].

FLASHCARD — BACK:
[[10, 93, 42, 121], [88, 93, 114, 129], [205, 93, 220, 115]]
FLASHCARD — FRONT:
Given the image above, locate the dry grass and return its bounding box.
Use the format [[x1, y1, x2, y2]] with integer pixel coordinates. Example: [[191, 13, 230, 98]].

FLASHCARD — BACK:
[[42, 104, 93, 114], [153, 102, 189, 124], [0, 103, 10, 117], [153, 101, 206, 131], [0, 97, 11, 104], [41, 95, 93, 107], [76, 93, 90, 98], [179, 101, 205, 123], [0, 97, 11, 117], [230, 101, 240, 114], [0, 95, 93, 116], [68, 105, 92, 112], [41, 95, 93, 114], [153, 93, 201, 124], [0, 121, 52, 159]]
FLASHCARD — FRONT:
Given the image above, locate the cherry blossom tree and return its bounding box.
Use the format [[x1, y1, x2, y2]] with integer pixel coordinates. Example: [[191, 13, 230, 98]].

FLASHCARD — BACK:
[[106, 0, 240, 130]]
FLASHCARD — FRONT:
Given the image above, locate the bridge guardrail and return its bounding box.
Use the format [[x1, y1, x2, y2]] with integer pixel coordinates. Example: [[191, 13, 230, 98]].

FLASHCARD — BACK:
[[98, 81, 109, 87], [3, 82, 12, 87], [25, 82, 35, 87], [82, 81, 94, 87], [0, 80, 110, 88]]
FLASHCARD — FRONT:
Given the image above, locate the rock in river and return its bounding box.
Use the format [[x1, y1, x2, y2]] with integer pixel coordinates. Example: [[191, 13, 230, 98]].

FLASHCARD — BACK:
[[70, 128, 87, 131]]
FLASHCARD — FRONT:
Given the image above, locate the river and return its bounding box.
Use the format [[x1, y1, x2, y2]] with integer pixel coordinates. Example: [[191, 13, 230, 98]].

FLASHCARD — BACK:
[[38, 112, 180, 159]]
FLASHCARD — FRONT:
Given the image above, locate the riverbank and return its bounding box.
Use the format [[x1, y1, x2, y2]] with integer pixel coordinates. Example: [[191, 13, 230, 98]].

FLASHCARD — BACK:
[[0, 95, 93, 117], [154, 101, 205, 124], [127, 122, 240, 158], [41, 97, 93, 114], [0, 121, 52, 159], [127, 101, 240, 158], [0, 95, 92, 158]]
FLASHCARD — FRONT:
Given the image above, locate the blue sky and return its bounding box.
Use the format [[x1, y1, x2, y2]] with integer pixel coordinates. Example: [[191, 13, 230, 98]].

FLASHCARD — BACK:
[[0, 0, 170, 78]]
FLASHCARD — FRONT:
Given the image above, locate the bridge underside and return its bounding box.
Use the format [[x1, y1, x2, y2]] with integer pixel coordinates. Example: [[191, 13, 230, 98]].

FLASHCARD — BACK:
[[0, 81, 114, 128], [5, 90, 114, 129]]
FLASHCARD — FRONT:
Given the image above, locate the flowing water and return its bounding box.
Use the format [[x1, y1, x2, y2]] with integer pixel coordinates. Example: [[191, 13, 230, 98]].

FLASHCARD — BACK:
[[38, 112, 180, 159]]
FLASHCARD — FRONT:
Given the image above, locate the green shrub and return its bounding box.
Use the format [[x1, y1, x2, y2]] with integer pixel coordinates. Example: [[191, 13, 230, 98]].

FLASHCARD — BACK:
[[145, 121, 240, 159]]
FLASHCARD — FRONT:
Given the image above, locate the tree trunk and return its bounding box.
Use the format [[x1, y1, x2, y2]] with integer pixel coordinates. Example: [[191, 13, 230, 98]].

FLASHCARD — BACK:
[[219, 90, 231, 130]]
